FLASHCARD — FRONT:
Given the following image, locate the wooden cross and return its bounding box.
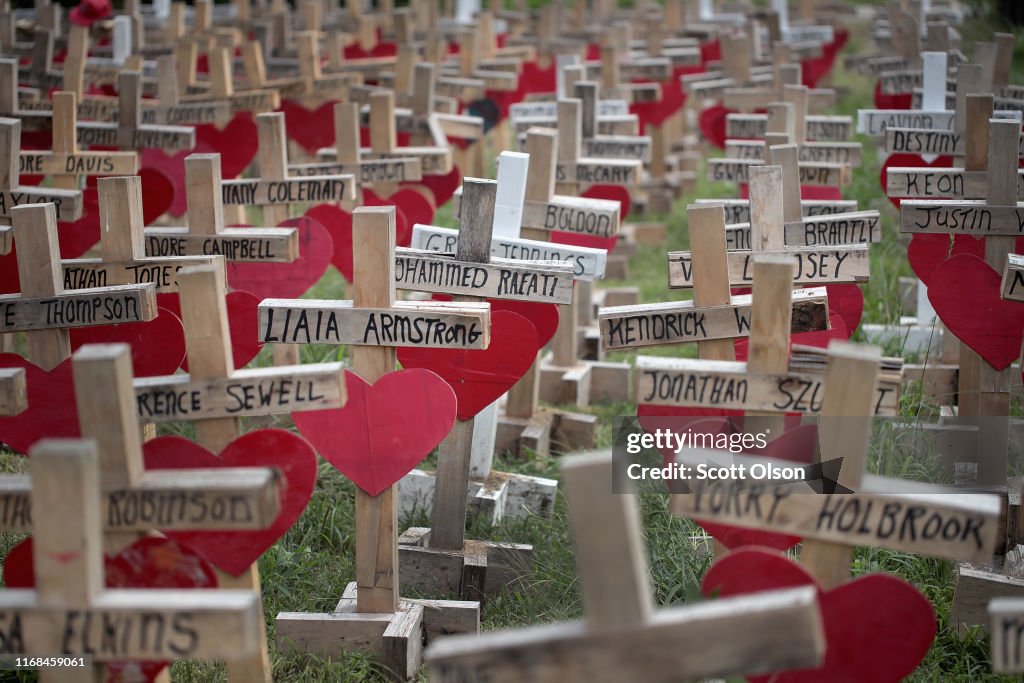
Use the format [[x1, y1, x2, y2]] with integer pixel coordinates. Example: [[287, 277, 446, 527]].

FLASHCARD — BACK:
[[598, 204, 831, 353], [315, 89, 454, 178], [565, 80, 653, 163], [410, 141, 614, 451], [717, 145, 879, 250], [144, 153, 299, 263], [723, 85, 862, 169], [899, 102, 1018, 487], [396, 174, 572, 599], [178, 44, 281, 116], [61, 176, 220, 295], [643, 169, 897, 417], [724, 94, 853, 145], [879, 51, 1024, 160], [669, 340, 1001, 586], [0, 118, 83, 226], [289, 102, 423, 196], [674, 159, 871, 288], [222, 111, 356, 226], [0, 436, 265, 676], [18, 91, 137, 191], [886, 83, 1024, 201], [553, 97, 642, 191], [271, 207, 488, 680], [694, 196, 860, 226], [723, 53, 836, 113], [241, 33, 360, 105], [424, 450, 827, 682], [2, 202, 158, 371], [858, 49, 960, 137], [0, 367, 26, 416], [0, 58, 68, 132], [133, 262, 347, 682], [0, 343, 283, 538]]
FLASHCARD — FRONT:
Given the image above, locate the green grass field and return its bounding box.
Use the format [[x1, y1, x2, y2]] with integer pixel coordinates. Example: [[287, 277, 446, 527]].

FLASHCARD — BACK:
[[3, 3, 1024, 681]]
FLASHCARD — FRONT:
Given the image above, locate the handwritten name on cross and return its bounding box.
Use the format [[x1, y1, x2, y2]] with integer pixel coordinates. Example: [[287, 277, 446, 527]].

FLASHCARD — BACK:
[[221, 112, 356, 223], [0, 118, 83, 225], [61, 176, 220, 294], [3, 202, 157, 370], [670, 341, 1001, 581], [671, 161, 871, 287], [0, 439, 264, 664], [144, 153, 298, 262]]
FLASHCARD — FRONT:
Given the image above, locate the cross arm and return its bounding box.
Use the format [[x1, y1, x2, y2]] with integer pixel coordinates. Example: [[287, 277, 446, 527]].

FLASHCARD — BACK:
[[599, 288, 830, 350]]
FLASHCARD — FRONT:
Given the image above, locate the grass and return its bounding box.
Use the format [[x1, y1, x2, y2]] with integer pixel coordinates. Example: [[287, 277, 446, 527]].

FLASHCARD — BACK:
[[4, 5, 1024, 682]]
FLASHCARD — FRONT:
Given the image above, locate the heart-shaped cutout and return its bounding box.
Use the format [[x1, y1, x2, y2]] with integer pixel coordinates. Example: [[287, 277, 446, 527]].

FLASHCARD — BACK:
[[226, 215, 333, 299], [141, 148, 189, 217], [156, 291, 263, 370], [305, 199, 411, 282], [404, 165, 462, 208], [281, 100, 339, 155], [143, 429, 318, 576], [5, 535, 218, 683], [69, 307, 187, 377], [880, 153, 953, 209], [702, 548, 935, 682], [582, 183, 631, 222], [873, 80, 914, 111], [699, 104, 733, 150], [907, 234, 986, 287], [293, 369, 456, 496], [195, 113, 260, 180], [0, 355, 79, 454], [928, 254, 1024, 369], [398, 311, 539, 421]]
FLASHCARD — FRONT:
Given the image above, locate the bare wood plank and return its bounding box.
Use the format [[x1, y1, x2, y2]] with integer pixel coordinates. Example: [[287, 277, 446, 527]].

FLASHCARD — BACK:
[[0, 368, 26, 415], [0, 285, 157, 332]]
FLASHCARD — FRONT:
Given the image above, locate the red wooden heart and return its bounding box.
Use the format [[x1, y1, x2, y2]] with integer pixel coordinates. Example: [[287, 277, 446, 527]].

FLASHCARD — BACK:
[[821, 284, 863, 333], [693, 424, 820, 551], [928, 254, 1024, 370], [699, 104, 733, 150], [141, 148, 189, 217], [280, 100, 339, 155], [305, 201, 410, 282], [378, 188, 436, 238], [873, 80, 913, 111], [226, 215, 333, 299], [195, 113, 259, 180], [702, 548, 935, 682], [907, 234, 986, 286], [156, 291, 263, 370], [0, 355, 79, 454], [69, 307, 187, 377], [519, 60, 557, 96], [582, 184, 631, 222], [630, 68, 692, 128], [292, 369, 456, 496], [405, 165, 462, 207], [880, 153, 953, 208], [143, 429, 318, 576], [432, 294, 560, 347], [139, 166, 175, 225], [5, 536, 218, 683], [398, 311, 539, 421]]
